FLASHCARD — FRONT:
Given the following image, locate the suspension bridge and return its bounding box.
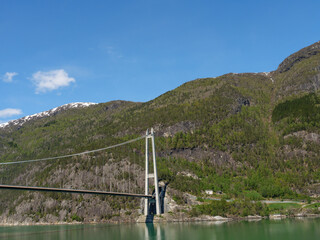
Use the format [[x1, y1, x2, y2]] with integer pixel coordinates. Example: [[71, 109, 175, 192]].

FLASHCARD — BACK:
[[0, 128, 164, 216]]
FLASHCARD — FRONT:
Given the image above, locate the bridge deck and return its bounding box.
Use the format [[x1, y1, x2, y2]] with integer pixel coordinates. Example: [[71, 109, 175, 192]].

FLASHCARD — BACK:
[[0, 184, 153, 198]]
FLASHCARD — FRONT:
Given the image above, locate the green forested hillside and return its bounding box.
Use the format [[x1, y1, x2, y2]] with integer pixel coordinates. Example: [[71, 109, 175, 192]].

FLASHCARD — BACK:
[[0, 41, 320, 223]]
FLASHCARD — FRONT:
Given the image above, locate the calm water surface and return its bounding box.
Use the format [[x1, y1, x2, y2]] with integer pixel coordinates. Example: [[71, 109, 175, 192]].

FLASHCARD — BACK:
[[0, 218, 319, 240]]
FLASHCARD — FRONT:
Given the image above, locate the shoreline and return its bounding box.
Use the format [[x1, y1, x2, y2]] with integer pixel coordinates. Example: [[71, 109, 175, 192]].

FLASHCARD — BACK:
[[0, 213, 319, 227]]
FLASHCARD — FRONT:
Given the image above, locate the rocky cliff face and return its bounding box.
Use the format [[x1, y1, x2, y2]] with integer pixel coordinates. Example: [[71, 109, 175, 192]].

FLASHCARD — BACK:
[[273, 41, 320, 100], [277, 41, 320, 73]]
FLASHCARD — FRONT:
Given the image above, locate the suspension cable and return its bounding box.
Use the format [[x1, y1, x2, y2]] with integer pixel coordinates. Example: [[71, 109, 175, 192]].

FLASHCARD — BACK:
[[0, 136, 146, 166]]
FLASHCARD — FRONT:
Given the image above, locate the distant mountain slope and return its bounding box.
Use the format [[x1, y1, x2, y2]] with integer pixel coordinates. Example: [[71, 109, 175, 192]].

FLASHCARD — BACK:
[[274, 41, 320, 100], [0, 41, 320, 224], [277, 41, 320, 73], [0, 102, 97, 129]]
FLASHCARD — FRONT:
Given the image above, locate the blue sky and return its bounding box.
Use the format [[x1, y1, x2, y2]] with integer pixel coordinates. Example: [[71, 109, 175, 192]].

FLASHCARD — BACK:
[[0, 0, 319, 123]]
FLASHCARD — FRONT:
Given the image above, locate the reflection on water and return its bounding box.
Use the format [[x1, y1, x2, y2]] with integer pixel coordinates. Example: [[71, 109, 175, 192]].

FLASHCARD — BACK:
[[0, 218, 320, 240], [145, 224, 161, 240], [141, 219, 320, 240]]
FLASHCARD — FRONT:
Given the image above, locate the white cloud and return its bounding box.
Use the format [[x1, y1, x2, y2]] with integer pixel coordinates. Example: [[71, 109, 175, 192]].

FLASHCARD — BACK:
[[2, 72, 18, 83], [31, 69, 75, 93], [0, 108, 22, 118]]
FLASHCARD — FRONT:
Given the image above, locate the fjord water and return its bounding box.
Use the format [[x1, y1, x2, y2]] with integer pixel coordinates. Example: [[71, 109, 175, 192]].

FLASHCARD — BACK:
[[0, 218, 319, 240]]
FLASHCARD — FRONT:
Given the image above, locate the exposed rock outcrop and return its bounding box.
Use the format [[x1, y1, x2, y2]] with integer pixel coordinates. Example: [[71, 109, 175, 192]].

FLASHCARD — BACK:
[[164, 147, 241, 169], [277, 41, 320, 73], [284, 131, 320, 143]]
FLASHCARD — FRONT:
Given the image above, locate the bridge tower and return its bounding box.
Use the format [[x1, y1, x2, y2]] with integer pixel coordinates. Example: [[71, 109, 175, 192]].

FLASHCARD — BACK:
[[144, 128, 161, 215]]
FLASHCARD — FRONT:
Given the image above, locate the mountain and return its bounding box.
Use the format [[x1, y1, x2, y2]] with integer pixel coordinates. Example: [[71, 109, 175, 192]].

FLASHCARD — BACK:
[[274, 40, 320, 100], [0, 102, 97, 129], [0, 41, 320, 223]]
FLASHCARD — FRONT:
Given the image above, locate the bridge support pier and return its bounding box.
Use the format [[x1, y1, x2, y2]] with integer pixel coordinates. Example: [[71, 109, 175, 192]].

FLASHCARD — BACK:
[[144, 129, 149, 215], [144, 128, 161, 215]]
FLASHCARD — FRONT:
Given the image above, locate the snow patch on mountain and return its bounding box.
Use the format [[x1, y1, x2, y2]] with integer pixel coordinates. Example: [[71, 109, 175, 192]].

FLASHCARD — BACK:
[[0, 122, 9, 128], [0, 102, 97, 129]]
